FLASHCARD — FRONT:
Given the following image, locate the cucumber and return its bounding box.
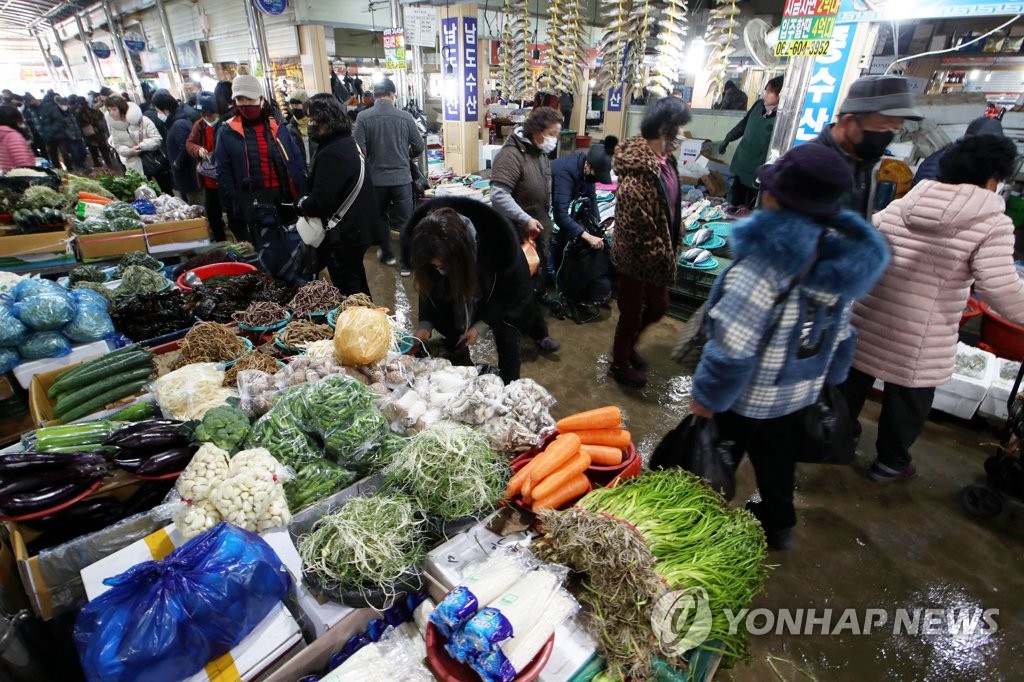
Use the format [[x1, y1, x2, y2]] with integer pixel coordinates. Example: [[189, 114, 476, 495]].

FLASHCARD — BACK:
[[49, 351, 152, 398], [54, 366, 155, 419], [108, 401, 156, 423], [48, 345, 145, 396], [35, 421, 116, 451], [57, 379, 150, 424]]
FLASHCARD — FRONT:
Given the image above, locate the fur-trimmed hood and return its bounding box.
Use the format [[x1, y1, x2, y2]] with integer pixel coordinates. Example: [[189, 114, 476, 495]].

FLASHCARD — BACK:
[[730, 208, 890, 300]]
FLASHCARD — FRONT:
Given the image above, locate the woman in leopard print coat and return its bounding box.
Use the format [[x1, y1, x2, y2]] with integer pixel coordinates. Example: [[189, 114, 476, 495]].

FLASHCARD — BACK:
[[609, 97, 690, 387]]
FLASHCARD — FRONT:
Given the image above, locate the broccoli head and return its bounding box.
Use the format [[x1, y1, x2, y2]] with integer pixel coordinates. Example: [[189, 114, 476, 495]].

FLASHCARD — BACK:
[[195, 404, 251, 451]]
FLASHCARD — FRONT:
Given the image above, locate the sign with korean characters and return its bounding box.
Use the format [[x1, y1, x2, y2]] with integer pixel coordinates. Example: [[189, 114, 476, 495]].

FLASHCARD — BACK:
[[462, 17, 479, 121], [383, 28, 406, 71], [608, 86, 624, 112], [441, 17, 460, 122], [404, 6, 438, 48], [794, 22, 856, 144], [775, 0, 839, 58]]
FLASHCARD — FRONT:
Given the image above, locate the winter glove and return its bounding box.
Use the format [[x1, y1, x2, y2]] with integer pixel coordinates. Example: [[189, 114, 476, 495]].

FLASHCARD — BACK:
[[718, 141, 729, 154]]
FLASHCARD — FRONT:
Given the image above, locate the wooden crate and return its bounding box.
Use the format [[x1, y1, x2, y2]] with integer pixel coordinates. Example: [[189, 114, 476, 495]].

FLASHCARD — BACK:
[[144, 218, 209, 248], [0, 228, 70, 258], [75, 229, 147, 260]]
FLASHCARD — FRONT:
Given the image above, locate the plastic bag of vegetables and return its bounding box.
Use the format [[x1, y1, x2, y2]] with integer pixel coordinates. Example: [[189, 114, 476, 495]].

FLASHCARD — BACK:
[[0, 346, 19, 372], [333, 306, 391, 366], [70, 287, 110, 311], [73, 523, 291, 682], [63, 301, 115, 343], [13, 288, 77, 331], [101, 201, 141, 222], [11, 277, 65, 301], [0, 302, 28, 346], [18, 331, 72, 359]]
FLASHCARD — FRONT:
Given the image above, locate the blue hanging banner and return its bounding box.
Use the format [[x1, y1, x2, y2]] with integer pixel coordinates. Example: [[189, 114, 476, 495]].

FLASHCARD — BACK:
[[793, 22, 857, 145], [91, 41, 111, 59], [462, 17, 478, 122], [607, 86, 624, 112], [123, 32, 146, 53], [254, 0, 287, 17], [441, 17, 460, 122]]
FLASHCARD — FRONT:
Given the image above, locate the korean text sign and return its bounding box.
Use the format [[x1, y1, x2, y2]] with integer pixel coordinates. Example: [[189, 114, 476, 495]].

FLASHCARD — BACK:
[[794, 22, 855, 144]]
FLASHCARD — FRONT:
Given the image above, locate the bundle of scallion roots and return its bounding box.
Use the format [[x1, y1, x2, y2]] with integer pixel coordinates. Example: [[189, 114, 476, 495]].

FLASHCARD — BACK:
[[535, 469, 770, 678]]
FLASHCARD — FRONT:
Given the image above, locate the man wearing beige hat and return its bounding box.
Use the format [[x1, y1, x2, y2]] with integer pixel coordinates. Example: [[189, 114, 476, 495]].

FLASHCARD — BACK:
[[809, 75, 923, 218], [286, 90, 317, 168]]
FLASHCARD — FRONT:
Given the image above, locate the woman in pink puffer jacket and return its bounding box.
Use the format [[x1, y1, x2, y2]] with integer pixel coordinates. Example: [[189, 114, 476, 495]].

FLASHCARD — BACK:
[[0, 105, 37, 172], [842, 135, 1024, 482]]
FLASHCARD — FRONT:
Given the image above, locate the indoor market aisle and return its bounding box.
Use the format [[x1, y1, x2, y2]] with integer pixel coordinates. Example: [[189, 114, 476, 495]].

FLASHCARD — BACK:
[[362, 251, 1024, 682]]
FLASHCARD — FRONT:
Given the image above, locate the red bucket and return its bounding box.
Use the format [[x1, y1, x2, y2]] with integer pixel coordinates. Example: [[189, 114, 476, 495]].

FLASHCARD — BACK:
[[979, 300, 1024, 361], [960, 297, 982, 329], [176, 262, 256, 291], [425, 622, 554, 682]]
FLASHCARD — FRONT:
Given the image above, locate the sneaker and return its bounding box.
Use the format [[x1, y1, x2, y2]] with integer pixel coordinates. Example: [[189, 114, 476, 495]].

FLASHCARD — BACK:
[[608, 365, 647, 388], [868, 461, 917, 482], [745, 502, 795, 551], [536, 336, 560, 352], [400, 267, 412, 277], [377, 248, 397, 266], [630, 349, 649, 371]]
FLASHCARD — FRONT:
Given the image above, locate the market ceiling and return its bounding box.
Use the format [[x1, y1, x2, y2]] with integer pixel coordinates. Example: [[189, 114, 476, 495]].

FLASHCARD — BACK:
[[0, 0, 88, 37]]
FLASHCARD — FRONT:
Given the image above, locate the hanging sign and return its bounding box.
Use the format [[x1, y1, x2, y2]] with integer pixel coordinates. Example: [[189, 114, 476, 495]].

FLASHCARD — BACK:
[[404, 6, 438, 48], [838, 0, 1024, 22], [91, 41, 112, 59], [441, 17, 460, 122], [383, 28, 407, 71], [775, 0, 839, 58], [254, 0, 287, 16], [608, 86, 624, 112], [794, 22, 857, 144], [462, 17, 478, 121], [123, 32, 146, 53]]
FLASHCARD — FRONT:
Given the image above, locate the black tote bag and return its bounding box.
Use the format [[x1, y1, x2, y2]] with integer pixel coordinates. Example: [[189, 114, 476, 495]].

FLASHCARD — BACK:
[[650, 414, 736, 499]]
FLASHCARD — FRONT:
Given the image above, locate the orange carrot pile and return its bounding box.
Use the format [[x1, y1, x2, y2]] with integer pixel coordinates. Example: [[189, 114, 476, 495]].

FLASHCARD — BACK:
[[555, 406, 630, 464]]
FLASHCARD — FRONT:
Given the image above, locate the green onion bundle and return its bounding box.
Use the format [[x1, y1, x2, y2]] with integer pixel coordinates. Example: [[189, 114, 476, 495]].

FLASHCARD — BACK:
[[577, 469, 770, 668], [383, 421, 508, 521]]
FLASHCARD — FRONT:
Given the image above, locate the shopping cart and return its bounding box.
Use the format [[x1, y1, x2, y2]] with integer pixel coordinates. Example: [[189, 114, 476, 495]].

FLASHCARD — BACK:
[[960, 361, 1024, 519], [550, 198, 612, 324]]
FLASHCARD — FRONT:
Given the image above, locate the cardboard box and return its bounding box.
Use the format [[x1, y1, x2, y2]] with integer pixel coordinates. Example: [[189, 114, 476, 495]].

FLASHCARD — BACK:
[[263, 608, 378, 682], [80, 523, 303, 682], [0, 228, 70, 258], [144, 218, 210, 248], [28, 356, 149, 426], [75, 228, 147, 260]]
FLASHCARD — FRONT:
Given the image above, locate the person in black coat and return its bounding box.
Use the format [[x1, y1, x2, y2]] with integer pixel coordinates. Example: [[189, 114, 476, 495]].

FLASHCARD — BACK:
[[295, 94, 379, 296], [152, 91, 200, 201], [409, 196, 536, 383]]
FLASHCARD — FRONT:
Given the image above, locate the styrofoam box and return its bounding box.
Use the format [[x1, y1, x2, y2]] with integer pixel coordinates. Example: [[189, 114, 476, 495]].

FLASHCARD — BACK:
[[980, 358, 1022, 422], [13, 339, 112, 389], [933, 343, 997, 420]]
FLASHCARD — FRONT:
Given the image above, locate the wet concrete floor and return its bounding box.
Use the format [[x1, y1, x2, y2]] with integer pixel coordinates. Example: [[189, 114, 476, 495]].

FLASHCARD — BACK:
[[365, 256, 1024, 682]]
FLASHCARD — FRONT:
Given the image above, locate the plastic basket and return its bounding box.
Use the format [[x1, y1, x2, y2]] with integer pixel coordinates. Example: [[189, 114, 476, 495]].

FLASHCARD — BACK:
[[425, 622, 554, 682], [961, 297, 982, 329]]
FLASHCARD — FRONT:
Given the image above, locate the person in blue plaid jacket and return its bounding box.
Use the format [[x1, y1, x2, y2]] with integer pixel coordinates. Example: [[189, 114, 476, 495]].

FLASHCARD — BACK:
[[690, 144, 890, 550]]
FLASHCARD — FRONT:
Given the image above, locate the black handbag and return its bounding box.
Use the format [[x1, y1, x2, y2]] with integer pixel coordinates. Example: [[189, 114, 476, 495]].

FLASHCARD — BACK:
[[650, 414, 736, 499], [797, 384, 856, 464], [140, 149, 169, 178]]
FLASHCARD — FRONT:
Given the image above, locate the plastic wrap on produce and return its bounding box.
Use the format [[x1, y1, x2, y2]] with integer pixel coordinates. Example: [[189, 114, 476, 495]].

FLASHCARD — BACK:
[[18, 330, 72, 359], [334, 306, 392, 366], [0, 301, 28, 346], [149, 362, 234, 421], [237, 369, 279, 417], [13, 290, 77, 331], [0, 347, 19, 372]]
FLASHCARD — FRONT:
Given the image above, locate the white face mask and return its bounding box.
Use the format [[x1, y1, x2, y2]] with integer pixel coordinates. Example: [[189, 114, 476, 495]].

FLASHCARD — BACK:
[[156, 111, 168, 122], [539, 136, 558, 154]]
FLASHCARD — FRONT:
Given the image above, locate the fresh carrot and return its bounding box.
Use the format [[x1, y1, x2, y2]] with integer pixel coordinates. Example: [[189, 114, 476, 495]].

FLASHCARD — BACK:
[[504, 458, 539, 498], [556, 406, 622, 432], [527, 433, 581, 485], [574, 429, 631, 449], [581, 444, 623, 466], [522, 475, 535, 500], [532, 475, 592, 511], [522, 490, 533, 506], [532, 451, 591, 501], [78, 192, 113, 204]]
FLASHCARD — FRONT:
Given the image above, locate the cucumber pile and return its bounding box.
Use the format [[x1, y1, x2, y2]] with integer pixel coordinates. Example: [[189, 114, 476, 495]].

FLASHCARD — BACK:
[[13, 207, 66, 230], [46, 345, 156, 423]]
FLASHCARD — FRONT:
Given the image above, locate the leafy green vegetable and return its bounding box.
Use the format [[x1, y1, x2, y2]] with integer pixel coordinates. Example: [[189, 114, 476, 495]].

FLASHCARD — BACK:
[[65, 175, 115, 201], [115, 251, 161, 277], [73, 281, 114, 301], [19, 185, 68, 211], [195, 404, 251, 451], [0, 188, 18, 214], [71, 217, 113, 235], [68, 265, 106, 286], [383, 421, 507, 521], [97, 170, 147, 202], [102, 201, 141, 222], [117, 266, 168, 296], [284, 462, 355, 510]]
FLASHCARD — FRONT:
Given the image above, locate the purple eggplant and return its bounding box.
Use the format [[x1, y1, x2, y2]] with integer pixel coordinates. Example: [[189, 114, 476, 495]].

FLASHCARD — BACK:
[[0, 475, 104, 516], [133, 446, 197, 476], [24, 496, 123, 533], [0, 464, 109, 498], [103, 420, 180, 445], [113, 429, 190, 453], [0, 452, 106, 475], [112, 453, 146, 472]]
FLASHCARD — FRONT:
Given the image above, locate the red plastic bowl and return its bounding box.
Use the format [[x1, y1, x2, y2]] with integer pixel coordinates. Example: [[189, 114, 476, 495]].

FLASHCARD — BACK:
[[960, 297, 982, 329], [176, 262, 256, 291], [586, 443, 641, 487], [425, 622, 554, 682], [979, 300, 1024, 361]]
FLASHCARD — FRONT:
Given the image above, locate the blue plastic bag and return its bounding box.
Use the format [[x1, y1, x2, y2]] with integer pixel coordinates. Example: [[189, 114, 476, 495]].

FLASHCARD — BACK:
[[0, 302, 28, 346], [71, 288, 110, 311], [64, 304, 115, 343], [74, 523, 291, 682], [18, 331, 72, 359], [11, 277, 65, 301], [13, 290, 77, 331], [0, 347, 19, 372]]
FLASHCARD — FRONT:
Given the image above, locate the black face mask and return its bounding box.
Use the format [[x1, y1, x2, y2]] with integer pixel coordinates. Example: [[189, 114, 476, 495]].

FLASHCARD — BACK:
[[853, 129, 894, 161], [289, 108, 305, 119]]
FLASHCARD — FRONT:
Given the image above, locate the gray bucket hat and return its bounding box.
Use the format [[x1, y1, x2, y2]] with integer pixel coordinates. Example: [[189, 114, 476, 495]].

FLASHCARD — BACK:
[[838, 75, 923, 121]]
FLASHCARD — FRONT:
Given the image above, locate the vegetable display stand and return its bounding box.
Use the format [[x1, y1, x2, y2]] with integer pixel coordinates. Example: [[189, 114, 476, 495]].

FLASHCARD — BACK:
[[0, 480, 103, 522], [75, 229, 147, 261], [425, 622, 555, 682], [143, 218, 209, 249], [176, 261, 257, 291], [979, 300, 1024, 361]]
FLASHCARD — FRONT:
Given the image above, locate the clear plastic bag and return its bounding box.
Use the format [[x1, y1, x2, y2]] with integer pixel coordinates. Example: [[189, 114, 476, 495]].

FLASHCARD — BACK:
[[0, 346, 19, 372], [208, 471, 275, 530], [0, 302, 28, 346], [245, 406, 321, 465], [71, 287, 110, 311], [237, 369, 280, 417], [11, 277, 65, 301], [13, 290, 77, 330], [73, 523, 291, 682], [63, 303, 115, 343], [18, 331, 72, 359], [149, 363, 234, 421]]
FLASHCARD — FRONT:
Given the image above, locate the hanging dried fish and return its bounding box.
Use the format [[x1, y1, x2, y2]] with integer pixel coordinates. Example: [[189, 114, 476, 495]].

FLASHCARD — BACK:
[[595, 0, 630, 93], [499, 0, 531, 103], [704, 0, 740, 102], [649, 0, 690, 97]]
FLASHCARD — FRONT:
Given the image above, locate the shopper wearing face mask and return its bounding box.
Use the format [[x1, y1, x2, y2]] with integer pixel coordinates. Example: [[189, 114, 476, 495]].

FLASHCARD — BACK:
[[38, 93, 86, 171], [285, 90, 317, 169], [152, 90, 200, 204], [215, 75, 308, 281], [809, 75, 923, 218], [490, 105, 563, 353], [842, 135, 1024, 483], [186, 91, 230, 242], [719, 76, 784, 209], [294, 94, 379, 296], [608, 96, 691, 387], [104, 95, 163, 179]]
